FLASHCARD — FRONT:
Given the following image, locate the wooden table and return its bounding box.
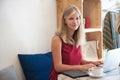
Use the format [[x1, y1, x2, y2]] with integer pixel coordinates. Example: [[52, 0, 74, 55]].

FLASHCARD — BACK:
[[58, 74, 120, 80], [58, 69, 120, 80]]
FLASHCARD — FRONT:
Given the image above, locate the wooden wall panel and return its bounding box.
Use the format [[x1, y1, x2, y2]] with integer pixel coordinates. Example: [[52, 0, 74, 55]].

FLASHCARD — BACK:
[[86, 31, 102, 59], [56, 0, 82, 27], [83, 0, 101, 28]]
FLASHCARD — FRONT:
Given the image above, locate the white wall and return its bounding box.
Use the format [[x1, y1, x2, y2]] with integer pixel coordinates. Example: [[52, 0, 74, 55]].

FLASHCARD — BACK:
[[0, 0, 57, 80]]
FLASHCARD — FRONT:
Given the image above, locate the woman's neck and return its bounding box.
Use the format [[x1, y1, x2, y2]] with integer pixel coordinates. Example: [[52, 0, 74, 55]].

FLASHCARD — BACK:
[[68, 30, 74, 37]]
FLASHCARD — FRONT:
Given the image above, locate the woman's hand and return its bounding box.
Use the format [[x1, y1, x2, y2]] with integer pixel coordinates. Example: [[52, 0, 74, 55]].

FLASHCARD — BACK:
[[80, 59, 103, 71], [80, 63, 96, 71], [91, 60, 103, 66], [81, 59, 103, 66]]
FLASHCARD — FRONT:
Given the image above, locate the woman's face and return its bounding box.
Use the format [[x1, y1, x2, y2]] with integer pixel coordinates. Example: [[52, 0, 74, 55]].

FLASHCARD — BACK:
[[65, 12, 81, 31]]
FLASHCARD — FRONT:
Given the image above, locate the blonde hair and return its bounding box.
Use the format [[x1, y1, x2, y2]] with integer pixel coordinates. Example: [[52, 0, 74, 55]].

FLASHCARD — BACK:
[[56, 5, 85, 46]]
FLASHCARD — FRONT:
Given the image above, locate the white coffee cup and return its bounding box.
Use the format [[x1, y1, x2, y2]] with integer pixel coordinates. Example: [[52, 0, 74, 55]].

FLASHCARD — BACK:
[[88, 67, 103, 77]]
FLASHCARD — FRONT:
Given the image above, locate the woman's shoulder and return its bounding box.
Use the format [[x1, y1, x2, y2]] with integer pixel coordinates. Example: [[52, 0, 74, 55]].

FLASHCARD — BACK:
[[52, 35, 62, 43]]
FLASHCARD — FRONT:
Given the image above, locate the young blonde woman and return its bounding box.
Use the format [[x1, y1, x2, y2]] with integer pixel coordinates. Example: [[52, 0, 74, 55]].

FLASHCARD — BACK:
[[49, 5, 103, 80]]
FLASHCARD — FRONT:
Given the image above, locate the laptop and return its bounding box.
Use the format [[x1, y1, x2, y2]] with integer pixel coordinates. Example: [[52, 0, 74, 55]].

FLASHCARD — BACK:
[[103, 48, 120, 73], [61, 48, 120, 78]]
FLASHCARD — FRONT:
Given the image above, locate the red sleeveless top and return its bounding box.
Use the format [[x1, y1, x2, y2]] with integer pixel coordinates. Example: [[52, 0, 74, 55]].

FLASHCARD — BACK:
[[49, 40, 82, 80]]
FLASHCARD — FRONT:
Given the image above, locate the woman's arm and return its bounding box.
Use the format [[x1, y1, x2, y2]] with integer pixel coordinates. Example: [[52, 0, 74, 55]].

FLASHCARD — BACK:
[[51, 36, 96, 72]]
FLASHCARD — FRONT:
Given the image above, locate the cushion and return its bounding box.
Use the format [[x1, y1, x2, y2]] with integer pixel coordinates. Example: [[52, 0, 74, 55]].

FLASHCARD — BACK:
[[18, 52, 52, 80], [0, 65, 18, 80]]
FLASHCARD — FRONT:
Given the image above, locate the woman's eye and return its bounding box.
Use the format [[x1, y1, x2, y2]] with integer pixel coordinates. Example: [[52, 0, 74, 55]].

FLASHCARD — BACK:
[[68, 17, 80, 20], [69, 18, 73, 20], [76, 17, 79, 20], [76, 17, 80, 20]]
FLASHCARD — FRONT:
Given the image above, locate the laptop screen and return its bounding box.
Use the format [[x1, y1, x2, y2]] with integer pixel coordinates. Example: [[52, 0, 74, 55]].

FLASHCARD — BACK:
[[103, 48, 120, 73]]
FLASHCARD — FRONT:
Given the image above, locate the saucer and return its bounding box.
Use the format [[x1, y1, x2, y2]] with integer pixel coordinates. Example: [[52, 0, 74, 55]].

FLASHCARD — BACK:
[[88, 72, 105, 78]]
